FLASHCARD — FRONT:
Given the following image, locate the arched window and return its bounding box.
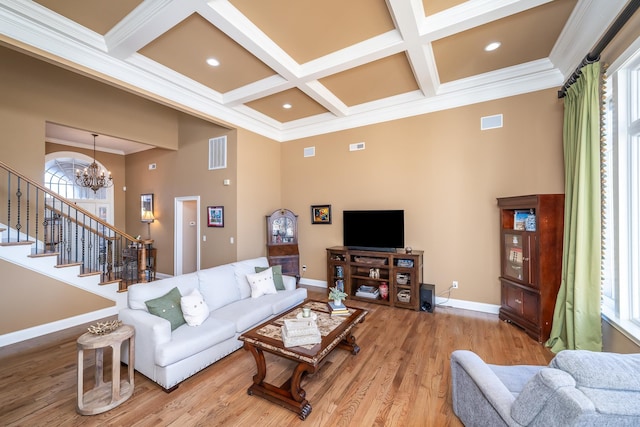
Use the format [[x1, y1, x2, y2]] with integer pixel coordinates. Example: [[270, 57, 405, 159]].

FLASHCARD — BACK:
[[44, 157, 110, 200], [44, 152, 114, 224]]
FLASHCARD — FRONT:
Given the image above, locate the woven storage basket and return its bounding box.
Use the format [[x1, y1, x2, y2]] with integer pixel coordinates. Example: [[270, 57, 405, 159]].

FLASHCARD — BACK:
[[396, 273, 409, 285], [397, 290, 411, 303]]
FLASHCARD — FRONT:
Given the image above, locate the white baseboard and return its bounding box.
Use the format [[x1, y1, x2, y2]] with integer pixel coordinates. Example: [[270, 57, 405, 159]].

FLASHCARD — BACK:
[[436, 297, 500, 314], [299, 278, 327, 288], [299, 279, 500, 315]]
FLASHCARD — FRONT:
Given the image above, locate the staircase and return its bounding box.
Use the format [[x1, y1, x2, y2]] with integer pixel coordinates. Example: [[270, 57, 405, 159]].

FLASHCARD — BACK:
[[0, 161, 149, 346]]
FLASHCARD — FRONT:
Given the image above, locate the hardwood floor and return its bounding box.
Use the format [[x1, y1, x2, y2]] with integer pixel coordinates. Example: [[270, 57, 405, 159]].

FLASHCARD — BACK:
[[0, 287, 553, 426]]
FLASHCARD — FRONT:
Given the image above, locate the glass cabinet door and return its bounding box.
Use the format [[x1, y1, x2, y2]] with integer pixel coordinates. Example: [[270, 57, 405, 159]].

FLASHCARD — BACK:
[[503, 232, 532, 284], [270, 216, 296, 243]]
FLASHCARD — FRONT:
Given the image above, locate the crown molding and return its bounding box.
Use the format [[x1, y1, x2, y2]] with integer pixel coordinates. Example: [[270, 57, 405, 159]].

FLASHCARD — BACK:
[[279, 66, 562, 141], [550, 0, 628, 78]]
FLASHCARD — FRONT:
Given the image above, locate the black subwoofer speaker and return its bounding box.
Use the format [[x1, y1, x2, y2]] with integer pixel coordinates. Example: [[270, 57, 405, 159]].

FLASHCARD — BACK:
[[420, 283, 435, 313]]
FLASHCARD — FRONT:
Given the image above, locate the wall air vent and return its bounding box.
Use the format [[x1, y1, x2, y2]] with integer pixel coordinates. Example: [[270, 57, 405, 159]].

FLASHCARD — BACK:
[[349, 142, 365, 151], [209, 136, 227, 170], [304, 147, 315, 157], [481, 114, 503, 130]]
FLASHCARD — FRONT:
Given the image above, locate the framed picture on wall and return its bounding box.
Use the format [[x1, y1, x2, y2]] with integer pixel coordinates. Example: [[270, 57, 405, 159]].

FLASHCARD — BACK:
[[311, 204, 332, 224], [207, 206, 224, 227], [141, 193, 154, 222]]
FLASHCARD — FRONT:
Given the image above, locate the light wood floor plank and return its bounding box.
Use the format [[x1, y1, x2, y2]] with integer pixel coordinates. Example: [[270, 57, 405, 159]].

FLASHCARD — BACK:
[[0, 286, 553, 426]]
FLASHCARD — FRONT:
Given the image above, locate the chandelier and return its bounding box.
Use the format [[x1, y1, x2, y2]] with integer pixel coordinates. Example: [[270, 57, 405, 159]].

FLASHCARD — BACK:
[[75, 133, 113, 192]]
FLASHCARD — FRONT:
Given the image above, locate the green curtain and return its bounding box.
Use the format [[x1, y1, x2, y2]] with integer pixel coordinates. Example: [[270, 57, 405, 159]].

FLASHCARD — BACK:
[[546, 62, 603, 353]]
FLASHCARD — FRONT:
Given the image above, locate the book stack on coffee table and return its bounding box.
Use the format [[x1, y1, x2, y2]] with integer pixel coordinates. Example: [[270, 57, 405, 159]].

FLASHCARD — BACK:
[[328, 301, 349, 316]]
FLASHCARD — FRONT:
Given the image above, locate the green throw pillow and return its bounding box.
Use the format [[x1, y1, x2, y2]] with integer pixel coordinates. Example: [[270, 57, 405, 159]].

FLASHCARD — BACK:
[[145, 287, 186, 331], [255, 265, 285, 290]]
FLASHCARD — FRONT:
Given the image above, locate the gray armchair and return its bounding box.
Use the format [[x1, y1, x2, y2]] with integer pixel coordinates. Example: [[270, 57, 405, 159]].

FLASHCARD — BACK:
[[450, 349, 640, 426]]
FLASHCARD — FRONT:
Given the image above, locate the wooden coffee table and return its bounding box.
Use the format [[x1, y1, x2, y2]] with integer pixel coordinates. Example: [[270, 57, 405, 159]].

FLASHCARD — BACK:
[[239, 300, 367, 420]]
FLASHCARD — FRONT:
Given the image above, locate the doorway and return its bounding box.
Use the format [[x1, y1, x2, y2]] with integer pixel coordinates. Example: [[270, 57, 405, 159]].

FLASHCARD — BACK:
[[174, 196, 200, 275]]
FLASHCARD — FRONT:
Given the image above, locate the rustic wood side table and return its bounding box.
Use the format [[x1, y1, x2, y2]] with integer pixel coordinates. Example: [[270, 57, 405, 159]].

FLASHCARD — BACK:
[[76, 324, 135, 415]]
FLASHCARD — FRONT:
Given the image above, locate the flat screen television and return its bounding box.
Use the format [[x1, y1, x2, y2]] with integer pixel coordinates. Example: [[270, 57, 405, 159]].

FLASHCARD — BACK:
[[343, 210, 404, 252]]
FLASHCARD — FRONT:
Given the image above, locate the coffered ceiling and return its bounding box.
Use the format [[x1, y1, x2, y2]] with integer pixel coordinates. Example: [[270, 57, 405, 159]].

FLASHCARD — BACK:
[[0, 0, 628, 142]]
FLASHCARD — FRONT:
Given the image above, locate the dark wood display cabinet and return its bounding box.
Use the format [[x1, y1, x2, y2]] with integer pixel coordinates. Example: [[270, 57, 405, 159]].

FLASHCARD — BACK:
[[266, 209, 300, 282], [326, 247, 423, 311], [497, 194, 564, 342]]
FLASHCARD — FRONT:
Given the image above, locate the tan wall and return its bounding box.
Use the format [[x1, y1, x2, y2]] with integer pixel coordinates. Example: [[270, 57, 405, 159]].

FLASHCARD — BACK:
[[124, 115, 236, 273], [0, 45, 180, 182], [236, 128, 283, 260], [281, 89, 565, 305], [0, 259, 113, 334]]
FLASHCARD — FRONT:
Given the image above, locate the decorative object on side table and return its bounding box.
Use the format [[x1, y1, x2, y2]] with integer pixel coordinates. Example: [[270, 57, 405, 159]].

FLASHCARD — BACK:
[[87, 319, 123, 335]]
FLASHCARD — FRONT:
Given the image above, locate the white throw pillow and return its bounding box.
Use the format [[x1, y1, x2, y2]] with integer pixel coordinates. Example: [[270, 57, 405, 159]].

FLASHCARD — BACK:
[[180, 288, 210, 326], [246, 267, 278, 298]]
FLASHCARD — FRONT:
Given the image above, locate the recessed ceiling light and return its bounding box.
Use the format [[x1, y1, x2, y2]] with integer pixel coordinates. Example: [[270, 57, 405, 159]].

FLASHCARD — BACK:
[[283, 103, 292, 109], [485, 42, 501, 52], [206, 58, 220, 67]]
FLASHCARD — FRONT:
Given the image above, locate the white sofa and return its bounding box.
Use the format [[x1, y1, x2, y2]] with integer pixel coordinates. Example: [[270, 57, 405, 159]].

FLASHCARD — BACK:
[[118, 257, 307, 391]]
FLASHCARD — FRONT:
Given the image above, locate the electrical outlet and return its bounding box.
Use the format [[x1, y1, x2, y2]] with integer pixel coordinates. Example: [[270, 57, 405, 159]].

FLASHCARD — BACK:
[[452, 280, 459, 289], [302, 265, 307, 272]]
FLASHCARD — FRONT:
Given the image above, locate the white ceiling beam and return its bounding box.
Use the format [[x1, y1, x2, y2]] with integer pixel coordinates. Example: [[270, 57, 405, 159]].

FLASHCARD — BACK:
[[201, 0, 354, 120], [386, 0, 437, 96], [201, 0, 302, 80], [299, 81, 350, 117], [422, 0, 552, 42], [223, 75, 293, 106], [299, 31, 406, 80], [106, 0, 198, 59]]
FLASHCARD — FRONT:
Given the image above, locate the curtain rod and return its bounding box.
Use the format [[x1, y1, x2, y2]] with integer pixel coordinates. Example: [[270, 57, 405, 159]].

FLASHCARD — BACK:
[[558, 0, 640, 98]]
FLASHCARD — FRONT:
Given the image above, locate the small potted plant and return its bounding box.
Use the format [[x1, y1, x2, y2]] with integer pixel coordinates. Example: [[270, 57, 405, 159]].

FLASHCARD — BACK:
[[328, 286, 347, 306]]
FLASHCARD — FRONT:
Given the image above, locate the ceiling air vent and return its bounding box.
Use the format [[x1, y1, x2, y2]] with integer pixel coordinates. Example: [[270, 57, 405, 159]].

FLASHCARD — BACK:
[[349, 142, 365, 151], [209, 136, 227, 170]]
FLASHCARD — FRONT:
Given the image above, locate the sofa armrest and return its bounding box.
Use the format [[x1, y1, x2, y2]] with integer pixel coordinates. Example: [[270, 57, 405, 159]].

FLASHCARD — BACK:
[[511, 368, 595, 426], [451, 350, 519, 426], [119, 308, 172, 378], [282, 274, 297, 291]]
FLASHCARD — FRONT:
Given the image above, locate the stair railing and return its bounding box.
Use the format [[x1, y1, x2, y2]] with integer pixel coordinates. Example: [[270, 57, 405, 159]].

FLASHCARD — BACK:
[[0, 160, 149, 291]]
